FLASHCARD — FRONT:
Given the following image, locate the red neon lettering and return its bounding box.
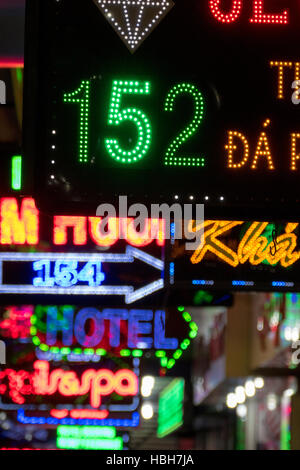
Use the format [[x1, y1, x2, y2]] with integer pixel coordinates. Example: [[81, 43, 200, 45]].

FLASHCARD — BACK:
[[209, 0, 242, 23], [0, 361, 138, 408], [0, 198, 39, 245], [250, 0, 288, 24], [53, 216, 87, 245]]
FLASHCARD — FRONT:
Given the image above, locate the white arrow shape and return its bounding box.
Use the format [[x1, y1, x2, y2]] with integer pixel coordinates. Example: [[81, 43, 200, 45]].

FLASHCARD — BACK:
[[94, 0, 175, 52]]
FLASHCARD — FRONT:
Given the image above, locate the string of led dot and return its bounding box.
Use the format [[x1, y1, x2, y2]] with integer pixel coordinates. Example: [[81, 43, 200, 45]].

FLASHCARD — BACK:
[[105, 80, 152, 164], [31, 306, 197, 370], [164, 83, 205, 167], [97, 0, 173, 50], [63, 80, 90, 163]]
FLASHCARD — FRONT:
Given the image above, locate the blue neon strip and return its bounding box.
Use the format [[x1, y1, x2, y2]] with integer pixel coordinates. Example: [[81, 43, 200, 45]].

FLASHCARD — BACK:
[[17, 409, 140, 427]]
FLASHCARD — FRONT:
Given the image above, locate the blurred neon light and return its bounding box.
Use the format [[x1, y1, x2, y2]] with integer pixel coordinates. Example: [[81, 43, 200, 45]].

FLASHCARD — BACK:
[[31, 307, 178, 353], [190, 220, 300, 268], [0, 198, 39, 245], [0, 58, 24, 69], [0, 248, 164, 302]]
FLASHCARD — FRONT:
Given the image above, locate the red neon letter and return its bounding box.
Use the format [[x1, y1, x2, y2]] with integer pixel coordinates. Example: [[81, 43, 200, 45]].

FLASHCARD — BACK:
[[250, 0, 288, 24], [0, 198, 39, 245], [53, 216, 87, 245], [209, 0, 242, 23], [89, 217, 119, 246]]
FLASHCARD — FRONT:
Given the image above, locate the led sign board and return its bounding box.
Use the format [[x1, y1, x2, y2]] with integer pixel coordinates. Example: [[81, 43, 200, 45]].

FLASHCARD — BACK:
[[24, 0, 300, 216], [0, 198, 165, 303], [30, 305, 197, 369], [170, 219, 300, 291]]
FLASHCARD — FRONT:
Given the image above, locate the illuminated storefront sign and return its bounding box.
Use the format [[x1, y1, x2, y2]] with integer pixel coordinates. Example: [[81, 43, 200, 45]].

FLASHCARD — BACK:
[[24, 0, 300, 216], [0, 360, 138, 408], [171, 220, 300, 291], [29, 305, 197, 369]]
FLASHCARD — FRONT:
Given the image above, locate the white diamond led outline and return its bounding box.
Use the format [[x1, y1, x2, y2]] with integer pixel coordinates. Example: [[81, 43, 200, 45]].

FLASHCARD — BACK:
[[96, 0, 175, 52]]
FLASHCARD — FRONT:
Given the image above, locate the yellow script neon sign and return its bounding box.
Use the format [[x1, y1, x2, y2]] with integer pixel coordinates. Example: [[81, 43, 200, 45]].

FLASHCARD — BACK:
[[189, 221, 300, 268]]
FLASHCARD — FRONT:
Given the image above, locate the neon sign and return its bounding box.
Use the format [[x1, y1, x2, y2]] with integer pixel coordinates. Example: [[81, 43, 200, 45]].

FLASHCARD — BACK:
[[171, 220, 300, 291], [30, 305, 197, 369], [17, 409, 140, 428], [0, 360, 138, 408]]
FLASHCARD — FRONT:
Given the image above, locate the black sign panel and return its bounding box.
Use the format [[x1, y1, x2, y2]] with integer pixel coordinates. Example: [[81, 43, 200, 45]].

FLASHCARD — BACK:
[[24, 0, 300, 217]]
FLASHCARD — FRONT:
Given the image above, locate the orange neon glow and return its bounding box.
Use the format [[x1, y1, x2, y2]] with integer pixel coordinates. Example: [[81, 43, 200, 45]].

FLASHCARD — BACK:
[[251, 128, 275, 170], [0, 198, 39, 245], [0, 361, 138, 408], [189, 220, 300, 268], [89, 217, 119, 246], [50, 409, 109, 420], [249, 0, 289, 24]]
